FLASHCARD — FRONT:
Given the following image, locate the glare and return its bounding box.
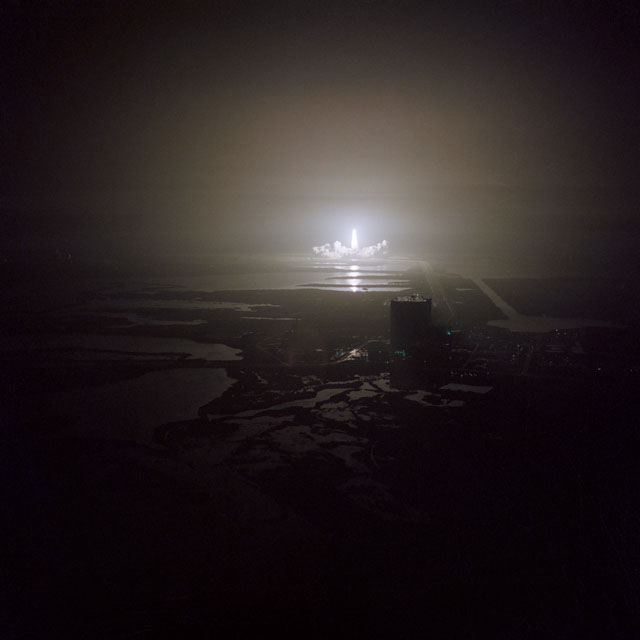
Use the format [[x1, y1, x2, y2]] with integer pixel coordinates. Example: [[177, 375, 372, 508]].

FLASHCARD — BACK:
[[312, 228, 388, 259]]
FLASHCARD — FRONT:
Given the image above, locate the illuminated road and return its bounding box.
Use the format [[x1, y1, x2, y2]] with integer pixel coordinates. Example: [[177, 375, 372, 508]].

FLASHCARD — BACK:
[[469, 277, 519, 322]]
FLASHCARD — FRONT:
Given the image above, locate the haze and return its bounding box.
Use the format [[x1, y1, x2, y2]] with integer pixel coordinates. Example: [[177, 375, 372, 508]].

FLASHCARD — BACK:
[[2, 1, 639, 261]]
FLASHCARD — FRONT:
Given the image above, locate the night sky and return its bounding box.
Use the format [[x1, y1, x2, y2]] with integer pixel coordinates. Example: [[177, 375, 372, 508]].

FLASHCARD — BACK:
[[2, 1, 639, 253]]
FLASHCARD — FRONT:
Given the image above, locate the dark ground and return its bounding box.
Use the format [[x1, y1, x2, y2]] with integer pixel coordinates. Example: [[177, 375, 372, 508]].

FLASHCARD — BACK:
[[3, 266, 640, 638], [5, 367, 640, 638]]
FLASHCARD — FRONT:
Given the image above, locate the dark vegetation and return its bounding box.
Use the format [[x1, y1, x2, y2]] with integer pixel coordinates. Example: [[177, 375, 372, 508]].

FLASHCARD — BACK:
[[6, 363, 640, 638], [485, 277, 640, 323], [4, 269, 640, 638]]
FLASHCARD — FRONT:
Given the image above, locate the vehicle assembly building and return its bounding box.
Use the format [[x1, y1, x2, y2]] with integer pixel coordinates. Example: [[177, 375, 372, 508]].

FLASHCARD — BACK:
[[390, 294, 432, 348]]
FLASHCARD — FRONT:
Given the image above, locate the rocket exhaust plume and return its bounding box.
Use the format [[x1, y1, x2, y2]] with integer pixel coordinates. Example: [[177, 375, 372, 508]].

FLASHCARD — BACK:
[[313, 228, 389, 259]]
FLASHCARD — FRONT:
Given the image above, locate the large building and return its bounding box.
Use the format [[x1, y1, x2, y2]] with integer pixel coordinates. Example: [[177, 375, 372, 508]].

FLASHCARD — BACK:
[[390, 294, 432, 349]]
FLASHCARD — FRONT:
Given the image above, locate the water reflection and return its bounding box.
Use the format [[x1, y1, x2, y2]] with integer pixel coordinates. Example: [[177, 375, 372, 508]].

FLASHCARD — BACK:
[[349, 265, 360, 291]]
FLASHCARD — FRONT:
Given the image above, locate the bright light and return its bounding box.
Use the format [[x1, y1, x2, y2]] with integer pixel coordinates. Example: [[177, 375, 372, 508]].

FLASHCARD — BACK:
[[312, 228, 388, 259]]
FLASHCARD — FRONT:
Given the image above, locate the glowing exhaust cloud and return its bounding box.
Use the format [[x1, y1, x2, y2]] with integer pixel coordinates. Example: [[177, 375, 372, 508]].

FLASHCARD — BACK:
[[313, 229, 389, 259]]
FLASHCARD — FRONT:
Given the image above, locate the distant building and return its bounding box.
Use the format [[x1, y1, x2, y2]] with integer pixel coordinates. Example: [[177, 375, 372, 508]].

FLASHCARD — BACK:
[[390, 294, 432, 349]]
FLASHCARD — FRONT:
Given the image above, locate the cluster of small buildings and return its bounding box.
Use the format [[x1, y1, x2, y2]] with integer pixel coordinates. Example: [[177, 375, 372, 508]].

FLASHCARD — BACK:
[[243, 291, 638, 380], [354, 295, 638, 381]]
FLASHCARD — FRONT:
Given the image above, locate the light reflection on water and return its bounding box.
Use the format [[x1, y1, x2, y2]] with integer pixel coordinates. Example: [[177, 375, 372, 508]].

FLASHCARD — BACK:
[[308, 258, 411, 292], [118, 256, 411, 292]]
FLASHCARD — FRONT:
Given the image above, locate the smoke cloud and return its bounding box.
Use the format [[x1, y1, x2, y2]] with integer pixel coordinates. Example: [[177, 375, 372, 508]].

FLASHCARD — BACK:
[[312, 239, 389, 259]]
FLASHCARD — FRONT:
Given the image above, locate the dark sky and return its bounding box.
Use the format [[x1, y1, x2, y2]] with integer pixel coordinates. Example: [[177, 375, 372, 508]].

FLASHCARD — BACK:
[[2, 1, 639, 253]]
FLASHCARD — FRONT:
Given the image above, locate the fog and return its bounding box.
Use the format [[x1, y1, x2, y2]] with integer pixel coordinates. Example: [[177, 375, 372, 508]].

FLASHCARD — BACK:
[[2, 2, 639, 270], [2, 187, 638, 274]]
